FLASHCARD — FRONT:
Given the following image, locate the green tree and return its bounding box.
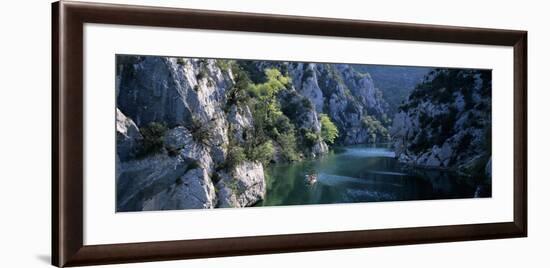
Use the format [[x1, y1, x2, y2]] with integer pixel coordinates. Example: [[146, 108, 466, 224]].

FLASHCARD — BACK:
[[248, 68, 289, 99], [246, 68, 294, 155], [319, 114, 339, 144], [247, 68, 289, 129]]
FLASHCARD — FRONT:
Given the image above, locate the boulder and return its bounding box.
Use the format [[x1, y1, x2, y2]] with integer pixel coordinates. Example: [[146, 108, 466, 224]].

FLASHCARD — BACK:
[[164, 126, 192, 152], [216, 161, 266, 208], [311, 141, 329, 157], [142, 168, 216, 210], [116, 154, 191, 211]]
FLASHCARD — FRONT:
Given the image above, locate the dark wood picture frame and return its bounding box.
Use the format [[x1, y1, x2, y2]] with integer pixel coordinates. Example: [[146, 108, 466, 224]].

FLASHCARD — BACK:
[[52, 1, 527, 267]]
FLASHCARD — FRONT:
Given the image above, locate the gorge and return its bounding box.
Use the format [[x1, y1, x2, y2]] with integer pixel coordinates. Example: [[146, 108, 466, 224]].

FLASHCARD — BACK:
[[115, 55, 492, 212]]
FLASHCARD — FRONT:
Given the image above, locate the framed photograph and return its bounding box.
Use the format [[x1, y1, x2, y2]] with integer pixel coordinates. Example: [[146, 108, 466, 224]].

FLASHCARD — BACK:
[[52, 1, 527, 267]]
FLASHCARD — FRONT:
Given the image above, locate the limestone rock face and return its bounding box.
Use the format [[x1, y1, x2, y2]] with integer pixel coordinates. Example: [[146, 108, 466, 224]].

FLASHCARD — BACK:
[[142, 168, 216, 210], [116, 108, 142, 161], [390, 69, 492, 171], [311, 141, 329, 158], [216, 161, 266, 208], [116, 56, 230, 211], [335, 64, 388, 116], [116, 154, 190, 211], [289, 63, 325, 113], [117, 56, 230, 164], [163, 126, 214, 173], [116, 57, 270, 211], [117, 57, 227, 127], [290, 63, 391, 145], [226, 105, 253, 144], [278, 89, 328, 157], [163, 126, 191, 152]]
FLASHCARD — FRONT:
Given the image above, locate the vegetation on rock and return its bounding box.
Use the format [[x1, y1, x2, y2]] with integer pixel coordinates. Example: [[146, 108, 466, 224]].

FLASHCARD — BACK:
[[320, 114, 339, 144], [362, 115, 390, 143], [139, 122, 168, 156]]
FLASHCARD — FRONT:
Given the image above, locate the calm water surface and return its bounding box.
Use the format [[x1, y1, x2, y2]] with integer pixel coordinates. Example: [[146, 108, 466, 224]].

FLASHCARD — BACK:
[[257, 144, 489, 207]]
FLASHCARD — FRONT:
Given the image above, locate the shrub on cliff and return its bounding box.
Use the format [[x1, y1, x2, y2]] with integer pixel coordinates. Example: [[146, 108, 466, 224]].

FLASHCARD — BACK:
[[226, 63, 252, 108], [304, 131, 321, 147], [247, 141, 274, 166], [226, 146, 247, 169], [139, 122, 168, 156], [187, 117, 214, 146]]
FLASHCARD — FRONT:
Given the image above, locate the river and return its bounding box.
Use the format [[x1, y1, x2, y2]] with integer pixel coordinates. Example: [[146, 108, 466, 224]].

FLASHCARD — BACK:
[[257, 144, 489, 207]]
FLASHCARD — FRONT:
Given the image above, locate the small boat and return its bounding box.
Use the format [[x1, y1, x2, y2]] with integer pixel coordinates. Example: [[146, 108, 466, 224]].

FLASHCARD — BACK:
[[305, 174, 317, 185]]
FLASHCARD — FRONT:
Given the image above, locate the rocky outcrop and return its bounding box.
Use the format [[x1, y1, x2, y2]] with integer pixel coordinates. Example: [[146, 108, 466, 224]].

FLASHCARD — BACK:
[[288, 63, 325, 113], [116, 56, 270, 211], [308, 64, 388, 145], [216, 161, 266, 208], [116, 154, 193, 211], [279, 89, 328, 156], [335, 64, 389, 117], [116, 108, 142, 161], [390, 69, 492, 175], [163, 126, 214, 173], [226, 104, 253, 144], [117, 56, 230, 165], [142, 168, 216, 210], [117, 57, 227, 127], [311, 140, 329, 157], [352, 65, 432, 115]]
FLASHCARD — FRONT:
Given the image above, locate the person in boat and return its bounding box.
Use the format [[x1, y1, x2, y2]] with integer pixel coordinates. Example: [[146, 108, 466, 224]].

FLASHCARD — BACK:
[[305, 173, 317, 185]]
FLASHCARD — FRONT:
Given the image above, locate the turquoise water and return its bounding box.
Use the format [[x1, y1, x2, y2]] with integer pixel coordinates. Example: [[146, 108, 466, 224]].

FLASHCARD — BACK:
[[258, 144, 489, 207]]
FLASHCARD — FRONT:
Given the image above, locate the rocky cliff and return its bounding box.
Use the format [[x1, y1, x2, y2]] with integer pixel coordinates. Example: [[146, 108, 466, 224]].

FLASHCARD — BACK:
[[353, 65, 432, 115], [390, 69, 492, 181], [240, 61, 392, 144], [116, 56, 264, 211]]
